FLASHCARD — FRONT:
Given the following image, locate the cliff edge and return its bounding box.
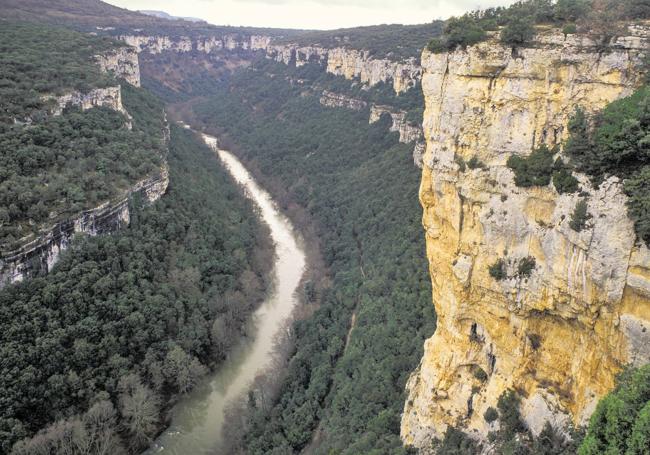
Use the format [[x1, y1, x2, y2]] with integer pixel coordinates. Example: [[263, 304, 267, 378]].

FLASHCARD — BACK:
[[402, 24, 650, 450]]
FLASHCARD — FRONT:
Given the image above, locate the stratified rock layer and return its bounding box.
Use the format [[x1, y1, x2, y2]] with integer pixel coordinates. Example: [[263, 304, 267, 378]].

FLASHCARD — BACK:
[[402, 26, 650, 451], [119, 33, 421, 94]]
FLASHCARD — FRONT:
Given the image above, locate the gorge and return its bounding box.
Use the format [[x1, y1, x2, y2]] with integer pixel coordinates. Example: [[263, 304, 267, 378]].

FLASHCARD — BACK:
[[2, 0, 650, 454]]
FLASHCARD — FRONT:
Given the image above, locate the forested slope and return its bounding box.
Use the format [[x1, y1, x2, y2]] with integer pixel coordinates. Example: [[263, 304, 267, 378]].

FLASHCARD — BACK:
[[1, 124, 273, 453], [0, 24, 164, 253]]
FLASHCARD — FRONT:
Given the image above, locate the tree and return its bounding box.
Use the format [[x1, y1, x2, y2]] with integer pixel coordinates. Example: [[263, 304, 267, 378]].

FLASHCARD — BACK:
[[554, 0, 591, 22], [118, 374, 161, 448], [569, 199, 591, 232], [500, 15, 535, 47]]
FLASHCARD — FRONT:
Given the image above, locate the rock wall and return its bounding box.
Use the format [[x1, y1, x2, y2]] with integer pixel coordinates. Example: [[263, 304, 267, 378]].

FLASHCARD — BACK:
[[268, 44, 421, 94], [96, 46, 141, 86], [369, 104, 422, 144], [402, 25, 650, 451], [118, 33, 421, 94], [319, 90, 367, 110], [0, 165, 169, 287], [45, 86, 132, 127]]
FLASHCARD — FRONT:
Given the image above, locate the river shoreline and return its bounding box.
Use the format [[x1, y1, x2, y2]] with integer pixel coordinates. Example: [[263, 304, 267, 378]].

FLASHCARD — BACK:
[[144, 127, 307, 455]]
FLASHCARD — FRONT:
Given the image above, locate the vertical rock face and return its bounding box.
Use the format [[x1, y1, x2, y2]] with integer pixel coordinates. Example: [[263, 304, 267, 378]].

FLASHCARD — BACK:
[[402, 26, 650, 451], [118, 33, 422, 95], [45, 86, 132, 127], [369, 105, 423, 144], [96, 46, 141, 86]]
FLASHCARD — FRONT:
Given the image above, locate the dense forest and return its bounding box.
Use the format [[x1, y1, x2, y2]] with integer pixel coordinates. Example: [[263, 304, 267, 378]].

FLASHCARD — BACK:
[[1, 124, 273, 453], [0, 24, 166, 252], [174, 57, 436, 454], [0, 23, 117, 121]]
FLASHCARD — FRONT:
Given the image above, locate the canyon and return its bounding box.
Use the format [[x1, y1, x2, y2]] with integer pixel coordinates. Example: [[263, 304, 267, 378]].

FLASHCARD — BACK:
[[401, 25, 650, 450]]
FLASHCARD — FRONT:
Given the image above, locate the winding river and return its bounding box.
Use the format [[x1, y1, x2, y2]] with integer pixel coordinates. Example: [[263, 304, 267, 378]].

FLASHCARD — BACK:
[[145, 130, 306, 454]]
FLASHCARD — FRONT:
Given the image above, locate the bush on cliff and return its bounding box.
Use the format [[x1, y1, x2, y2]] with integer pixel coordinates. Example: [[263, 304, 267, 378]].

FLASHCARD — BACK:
[[579, 365, 650, 455], [507, 145, 555, 188], [500, 15, 536, 46], [565, 88, 650, 245]]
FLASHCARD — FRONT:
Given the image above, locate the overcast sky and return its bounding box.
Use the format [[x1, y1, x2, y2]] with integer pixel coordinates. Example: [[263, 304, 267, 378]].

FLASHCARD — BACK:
[[105, 0, 517, 30]]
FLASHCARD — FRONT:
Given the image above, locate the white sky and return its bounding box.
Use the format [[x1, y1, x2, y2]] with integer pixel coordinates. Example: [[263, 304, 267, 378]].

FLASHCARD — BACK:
[[105, 0, 518, 30]]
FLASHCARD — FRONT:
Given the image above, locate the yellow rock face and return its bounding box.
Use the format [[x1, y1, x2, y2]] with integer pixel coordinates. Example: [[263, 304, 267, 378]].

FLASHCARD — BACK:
[[402, 26, 650, 450]]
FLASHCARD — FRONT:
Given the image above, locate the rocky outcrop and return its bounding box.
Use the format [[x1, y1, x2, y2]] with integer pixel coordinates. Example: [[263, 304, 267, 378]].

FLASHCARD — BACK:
[[120, 33, 271, 54], [44, 86, 132, 126], [267, 44, 421, 94], [402, 25, 650, 451], [96, 46, 141, 86], [319, 90, 367, 110], [369, 105, 422, 144], [118, 33, 421, 94], [0, 165, 169, 287]]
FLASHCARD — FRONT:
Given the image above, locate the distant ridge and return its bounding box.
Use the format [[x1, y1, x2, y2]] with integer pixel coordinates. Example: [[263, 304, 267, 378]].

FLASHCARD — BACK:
[[139, 9, 206, 24]]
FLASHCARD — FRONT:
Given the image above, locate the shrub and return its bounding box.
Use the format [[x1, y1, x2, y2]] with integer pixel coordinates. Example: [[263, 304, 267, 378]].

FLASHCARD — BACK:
[[484, 407, 499, 423], [562, 23, 578, 35], [445, 15, 488, 50], [489, 259, 507, 281], [497, 390, 527, 440], [527, 333, 542, 350], [555, 0, 591, 22], [624, 166, 650, 245], [500, 15, 536, 47], [569, 199, 591, 232], [552, 161, 580, 194], [507, 145, 555, 187], [455, 155, 467, 172], [437, 427, 480, 454], [517, 256, 536, 278], [427, 38, 447, 53], [467, 155, 486, 170], [473, 366, 489, 382]]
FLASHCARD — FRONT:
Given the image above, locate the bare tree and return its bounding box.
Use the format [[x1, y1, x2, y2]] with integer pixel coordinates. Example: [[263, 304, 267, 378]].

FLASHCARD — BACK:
[[118, 374, 161, 449]]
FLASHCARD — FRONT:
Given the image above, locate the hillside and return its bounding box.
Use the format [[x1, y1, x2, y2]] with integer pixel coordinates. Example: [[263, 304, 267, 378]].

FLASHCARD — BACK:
[[0, 23, 167, 285], [0, 19, 273, 455]]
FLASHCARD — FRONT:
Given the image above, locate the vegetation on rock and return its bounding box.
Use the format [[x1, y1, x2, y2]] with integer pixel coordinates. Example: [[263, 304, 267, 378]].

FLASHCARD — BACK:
[[0, 25, 165, 252], [579, 365, 650, 454], [507, 145, 555, 188], [565, 87, 650, 243], [427, 0, 650, 53]]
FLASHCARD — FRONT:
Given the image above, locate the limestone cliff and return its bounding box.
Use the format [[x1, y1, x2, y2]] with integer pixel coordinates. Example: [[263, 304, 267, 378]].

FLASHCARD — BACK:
[[369, 105, 423, 144], [118, 33, 420, 94], [402, 25, 650, 450], [44, 86, 132, 127], [95, 46, 141, 86], [0, 165, 169, 287]]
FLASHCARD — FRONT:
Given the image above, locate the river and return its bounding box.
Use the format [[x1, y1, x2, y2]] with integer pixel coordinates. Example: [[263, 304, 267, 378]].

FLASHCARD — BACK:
[[145, 129, 307, 454]]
